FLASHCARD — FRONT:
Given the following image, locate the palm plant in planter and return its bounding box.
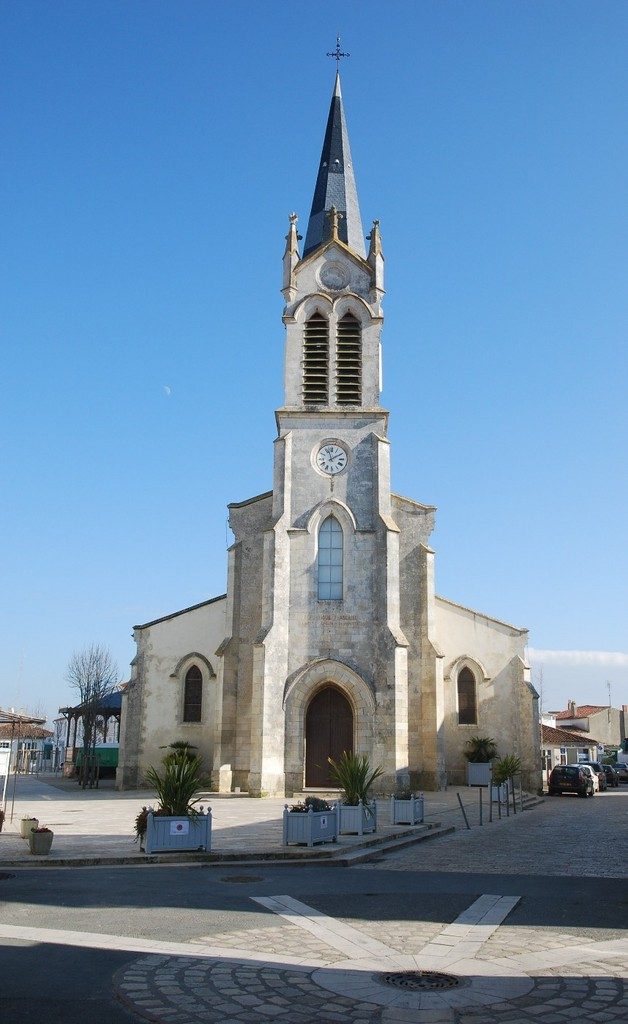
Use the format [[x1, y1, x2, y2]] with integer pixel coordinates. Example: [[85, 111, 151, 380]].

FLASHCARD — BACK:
[[328, 751, 384, 835], [464, 735, 498, 787], [491, 755, 521, 802], [138, 749, 211, 854]]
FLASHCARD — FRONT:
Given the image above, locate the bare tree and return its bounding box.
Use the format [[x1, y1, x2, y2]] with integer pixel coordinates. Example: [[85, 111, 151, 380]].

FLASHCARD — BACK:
[[66, 644, 119, 786]]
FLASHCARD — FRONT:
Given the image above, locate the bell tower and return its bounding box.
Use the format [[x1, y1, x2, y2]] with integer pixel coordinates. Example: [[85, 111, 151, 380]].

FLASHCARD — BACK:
[[225, 69, 413, 799]]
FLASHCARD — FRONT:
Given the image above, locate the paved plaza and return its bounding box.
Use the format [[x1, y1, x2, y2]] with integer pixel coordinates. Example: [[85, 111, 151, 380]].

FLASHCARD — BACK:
[[0, 780, 626, 1023], [0, 774, 529, 865]]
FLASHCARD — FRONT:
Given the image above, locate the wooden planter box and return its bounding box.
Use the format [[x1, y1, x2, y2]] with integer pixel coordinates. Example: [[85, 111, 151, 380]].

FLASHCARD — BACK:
[[20, 817, 39, 838], [28, 830, 54, 855], [338, 801, 377, 836], [142, 811, 212, 854], [467, 762, 492, 787], [283, 806, 338, 848], [390, 794, 424, 825]]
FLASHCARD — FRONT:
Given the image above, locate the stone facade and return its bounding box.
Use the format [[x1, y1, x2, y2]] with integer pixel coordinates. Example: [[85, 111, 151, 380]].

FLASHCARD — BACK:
[[117, 73, 541, 795]]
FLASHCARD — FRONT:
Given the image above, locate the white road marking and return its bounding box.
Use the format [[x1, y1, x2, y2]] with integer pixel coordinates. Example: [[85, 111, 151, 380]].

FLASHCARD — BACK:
[[252, 894, 401, 960], [0, 922, 328, 969]]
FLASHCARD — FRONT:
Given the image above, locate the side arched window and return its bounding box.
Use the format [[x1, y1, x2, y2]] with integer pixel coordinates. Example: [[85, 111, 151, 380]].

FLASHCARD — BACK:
[[303, 313, 329, 405], [183, 666, 203, 722], [318, 515, 343, 600], [336, 313, 361, 405], [457, 667, 477, 726]]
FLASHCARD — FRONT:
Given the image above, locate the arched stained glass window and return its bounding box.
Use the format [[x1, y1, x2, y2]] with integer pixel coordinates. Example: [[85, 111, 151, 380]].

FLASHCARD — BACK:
[[457, 667, 477, 726], [183, 665, 203, 722], [318, 516, 343, 600]]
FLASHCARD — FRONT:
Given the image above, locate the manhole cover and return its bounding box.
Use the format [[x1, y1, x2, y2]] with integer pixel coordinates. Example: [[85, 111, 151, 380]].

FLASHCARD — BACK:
[[380, 970, 461, 991], [0, 872, 16, 881], [220, 875, 264, 884]]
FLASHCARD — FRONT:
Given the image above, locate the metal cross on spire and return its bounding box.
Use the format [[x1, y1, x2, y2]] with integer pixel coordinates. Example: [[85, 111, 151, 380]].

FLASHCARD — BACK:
[[327, 35, 350, 67]]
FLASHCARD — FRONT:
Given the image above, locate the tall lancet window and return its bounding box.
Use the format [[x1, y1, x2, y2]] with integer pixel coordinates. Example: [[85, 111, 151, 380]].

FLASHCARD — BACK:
[[457, 667, 477, 726], [318, 515, 343, 600], [303, 313, 329, 405], [183, 666, 203, 722], [336, 313, 361, 405]]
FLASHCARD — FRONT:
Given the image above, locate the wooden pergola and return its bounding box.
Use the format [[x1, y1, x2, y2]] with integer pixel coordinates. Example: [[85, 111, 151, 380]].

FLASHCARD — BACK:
[[58, 690, 123, 776]]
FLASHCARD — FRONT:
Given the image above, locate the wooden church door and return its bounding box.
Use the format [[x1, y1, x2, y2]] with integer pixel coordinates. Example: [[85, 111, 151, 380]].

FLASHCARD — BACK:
[[305, 685, 353, 787]]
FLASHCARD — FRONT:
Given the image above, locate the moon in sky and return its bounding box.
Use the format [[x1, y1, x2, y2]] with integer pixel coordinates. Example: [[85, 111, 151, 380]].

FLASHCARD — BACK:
[[163, 385, 171, 397]]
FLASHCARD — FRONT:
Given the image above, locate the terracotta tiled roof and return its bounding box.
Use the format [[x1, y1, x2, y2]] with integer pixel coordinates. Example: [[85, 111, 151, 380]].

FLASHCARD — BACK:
[[551, 705, 606, 720], [0, 723, 53, 740], [542, 724, 601, 746]]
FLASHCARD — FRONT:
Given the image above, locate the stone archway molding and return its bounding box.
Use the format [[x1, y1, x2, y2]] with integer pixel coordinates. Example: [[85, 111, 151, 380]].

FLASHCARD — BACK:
[[283, 659, 376, 794], [283, 658, 375, 711], [445, 654, 490, 683], [169, 652, 216, 679], [305, 499, 358, 537]]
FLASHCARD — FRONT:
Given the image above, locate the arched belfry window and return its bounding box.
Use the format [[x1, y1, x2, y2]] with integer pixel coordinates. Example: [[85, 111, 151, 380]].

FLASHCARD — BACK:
[[318, 515, 343, 600], [183, 665, 203, 722], [303, 313, 329, 405], [457, 667, 477, 726], [336, 313, 361, 405]]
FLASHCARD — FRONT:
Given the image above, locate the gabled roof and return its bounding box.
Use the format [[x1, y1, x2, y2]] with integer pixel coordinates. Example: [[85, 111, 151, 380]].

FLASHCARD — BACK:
[[303, 72, 365, 258], [552, 705, 607, 720], [134, 593, 227, 630], [542, 724, 601, 746]]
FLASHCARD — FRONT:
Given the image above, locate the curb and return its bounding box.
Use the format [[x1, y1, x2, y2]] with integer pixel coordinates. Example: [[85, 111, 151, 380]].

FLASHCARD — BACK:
[[0, 822, 451, 870]]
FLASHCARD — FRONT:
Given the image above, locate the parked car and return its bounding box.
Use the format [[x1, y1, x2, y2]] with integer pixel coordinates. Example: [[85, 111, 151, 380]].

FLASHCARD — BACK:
[[602, 764, 620, 788], [548, 765, 594, 798], [613, 762, 628, 782], [577, 764, 599, 792], [578, 761, 607, 791]]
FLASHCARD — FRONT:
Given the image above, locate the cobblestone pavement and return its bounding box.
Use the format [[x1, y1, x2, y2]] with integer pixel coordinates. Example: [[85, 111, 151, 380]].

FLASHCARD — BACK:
[[356, 788, 628, 877], [111, 906, 628, 1024]]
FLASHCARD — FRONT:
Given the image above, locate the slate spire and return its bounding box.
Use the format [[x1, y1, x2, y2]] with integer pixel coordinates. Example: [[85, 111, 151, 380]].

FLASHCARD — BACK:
[[303, 72, 366, 259]]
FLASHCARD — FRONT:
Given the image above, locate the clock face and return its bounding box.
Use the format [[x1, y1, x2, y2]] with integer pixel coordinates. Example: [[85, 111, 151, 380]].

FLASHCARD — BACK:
[[316, 443, 347, 475]]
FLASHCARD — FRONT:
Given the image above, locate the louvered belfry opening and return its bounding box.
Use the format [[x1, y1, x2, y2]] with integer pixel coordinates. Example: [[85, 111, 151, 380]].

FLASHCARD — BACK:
[[336, 313, 362, 405], [303, 313, 329, 405]]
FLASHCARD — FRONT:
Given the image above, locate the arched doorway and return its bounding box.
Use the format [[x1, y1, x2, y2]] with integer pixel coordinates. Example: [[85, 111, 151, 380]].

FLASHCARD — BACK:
[[305, 685, 353, 787]]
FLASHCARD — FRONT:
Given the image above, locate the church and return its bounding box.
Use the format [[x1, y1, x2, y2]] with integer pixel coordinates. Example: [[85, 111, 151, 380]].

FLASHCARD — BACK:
[[117, 72, 541, 796]]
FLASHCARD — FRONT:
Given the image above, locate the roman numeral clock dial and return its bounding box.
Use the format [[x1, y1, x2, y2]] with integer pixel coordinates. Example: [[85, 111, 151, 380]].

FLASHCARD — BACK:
[[316, 443, 348, 476]]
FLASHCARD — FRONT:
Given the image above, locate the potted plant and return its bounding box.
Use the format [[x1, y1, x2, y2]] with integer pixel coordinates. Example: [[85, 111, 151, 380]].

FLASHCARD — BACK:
[[464, 736, 498, 787], [328, 751, 383, 835], [20, 816, 39, 838], [283, 796, 338, 848], [491, 755, 521, 802], [390, 787, 424, 825], [136, 749, 211, 854], [28, 826, 54, 855]]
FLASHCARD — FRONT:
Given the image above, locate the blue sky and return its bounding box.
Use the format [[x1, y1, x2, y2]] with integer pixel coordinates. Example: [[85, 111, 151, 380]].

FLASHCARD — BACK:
[[2, 1, 627, 723]]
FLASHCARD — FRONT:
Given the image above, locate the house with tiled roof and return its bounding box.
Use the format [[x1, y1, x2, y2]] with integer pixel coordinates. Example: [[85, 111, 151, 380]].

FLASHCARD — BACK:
[[541, 723, 601, 776], [548, 701, 626, 748]]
